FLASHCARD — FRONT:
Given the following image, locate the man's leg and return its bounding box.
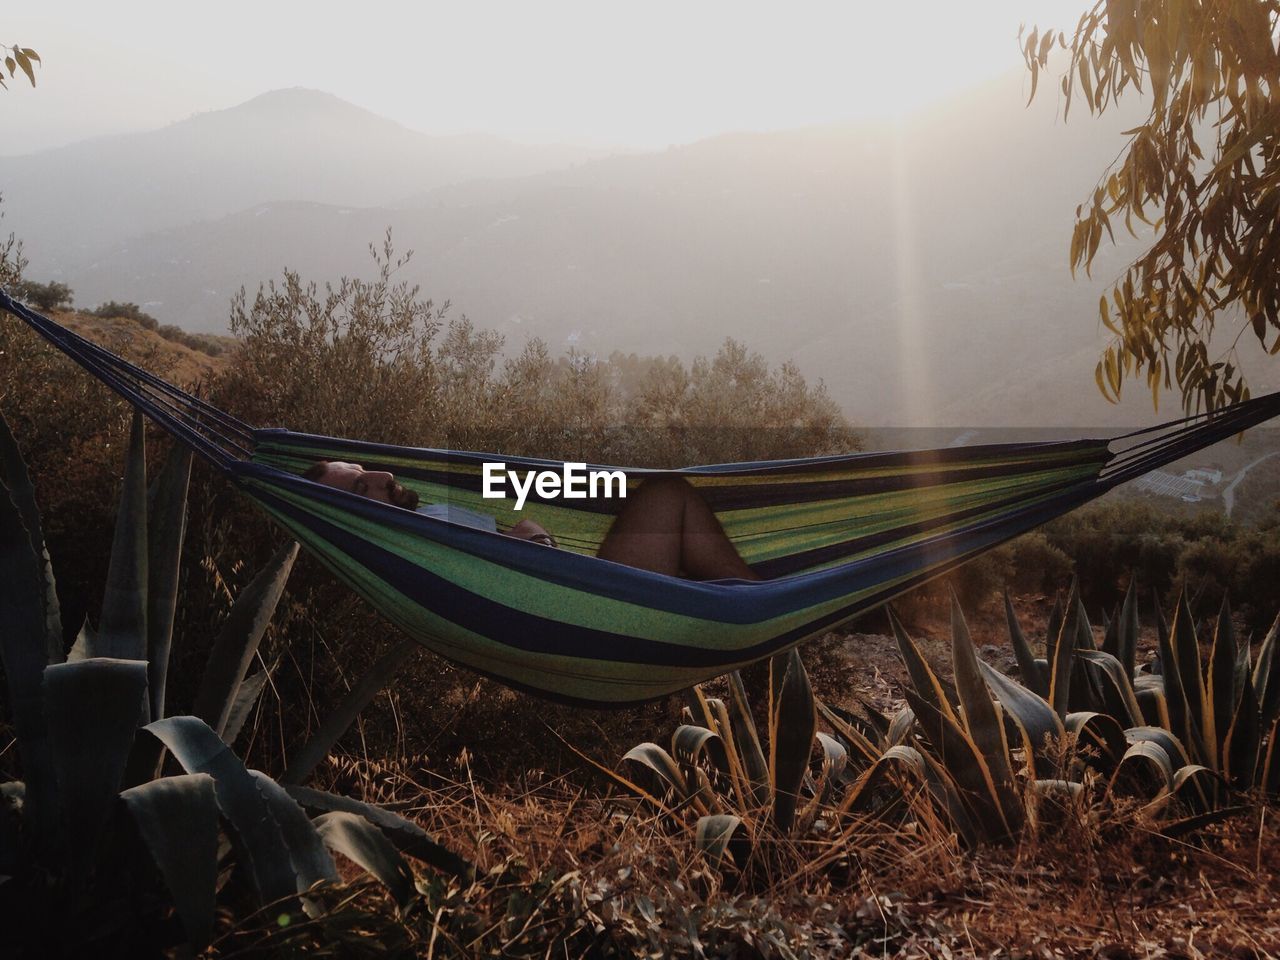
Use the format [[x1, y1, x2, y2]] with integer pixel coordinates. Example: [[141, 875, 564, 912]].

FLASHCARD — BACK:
[[597, 476, 759, 580]]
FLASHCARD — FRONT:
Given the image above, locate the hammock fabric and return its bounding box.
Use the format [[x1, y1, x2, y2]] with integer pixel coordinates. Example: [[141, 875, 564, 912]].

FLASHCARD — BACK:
[[5, 291, 1280, 706]]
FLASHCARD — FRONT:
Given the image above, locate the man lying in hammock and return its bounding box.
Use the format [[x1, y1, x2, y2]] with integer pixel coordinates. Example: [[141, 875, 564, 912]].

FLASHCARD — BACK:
[[304, 461, 759, 580]]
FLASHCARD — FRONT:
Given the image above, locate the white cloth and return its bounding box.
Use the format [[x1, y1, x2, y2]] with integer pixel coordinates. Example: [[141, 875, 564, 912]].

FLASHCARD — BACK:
[[415, 503, 498, 533]]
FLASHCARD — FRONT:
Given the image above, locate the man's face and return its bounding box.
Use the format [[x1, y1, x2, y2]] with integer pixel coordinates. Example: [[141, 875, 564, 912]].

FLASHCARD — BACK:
[[312, 461, 420, 510]]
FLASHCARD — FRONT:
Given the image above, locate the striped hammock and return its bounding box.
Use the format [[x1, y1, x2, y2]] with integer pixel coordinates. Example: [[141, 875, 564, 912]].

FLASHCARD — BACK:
[[6, 291, 1279, 706]]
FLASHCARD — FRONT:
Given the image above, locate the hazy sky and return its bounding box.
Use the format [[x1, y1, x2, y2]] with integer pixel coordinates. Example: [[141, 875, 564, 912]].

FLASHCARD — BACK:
[[6, 1, 1090, 153]]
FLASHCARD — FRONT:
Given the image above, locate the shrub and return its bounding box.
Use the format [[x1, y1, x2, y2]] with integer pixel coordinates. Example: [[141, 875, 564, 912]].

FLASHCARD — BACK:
[[92, 300, 158, 329], [1006, 531, 1075, 594], [0, 195, 25, 288], [12, 278, 73, 311]]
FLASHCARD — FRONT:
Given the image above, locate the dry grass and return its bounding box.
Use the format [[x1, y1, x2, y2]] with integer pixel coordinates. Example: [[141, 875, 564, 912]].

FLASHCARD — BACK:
[[215, 750, 1278, 959]]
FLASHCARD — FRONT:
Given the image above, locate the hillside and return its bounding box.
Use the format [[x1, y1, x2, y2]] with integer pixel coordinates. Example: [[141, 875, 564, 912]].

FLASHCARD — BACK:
[[53, 310, 234, 386]]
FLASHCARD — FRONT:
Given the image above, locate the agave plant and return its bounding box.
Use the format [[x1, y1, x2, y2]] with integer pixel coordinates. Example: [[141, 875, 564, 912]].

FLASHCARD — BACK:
[[613, 578, 1274, 870], [600, 648, 851, 870], [870, 587, 1239, 846], [0, 412, 470, 956], [1002, 578, 1280, 802]]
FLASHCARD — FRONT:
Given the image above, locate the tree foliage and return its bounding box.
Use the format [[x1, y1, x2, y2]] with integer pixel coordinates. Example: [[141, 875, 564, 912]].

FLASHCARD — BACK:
[[1025, 1, 1280, 412], [13, 279, 74, 312], [220, 233, 857, 466], [1, 42, 39, 89]]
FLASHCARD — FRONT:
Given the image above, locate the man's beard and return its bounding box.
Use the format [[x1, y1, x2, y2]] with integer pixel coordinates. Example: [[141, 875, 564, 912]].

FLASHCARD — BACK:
[[391, 483, 420, 510]]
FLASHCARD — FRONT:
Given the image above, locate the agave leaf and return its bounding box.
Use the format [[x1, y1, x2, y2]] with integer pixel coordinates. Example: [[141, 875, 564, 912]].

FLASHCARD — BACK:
[[817, 700, 881, 769], [683, 685, 714, 728], [700, 693, 756, 813], [43, 658, 148, 861], [1158, 805, 1247, 838], [977, 660, 1064, 773], [0, 412, 61, 663], [768, 648, 816, 834], [145, 715, 298, 904], [855, 697, 892, 742], [1124, 725, 1192, 770], [622, 743, 690, 803], [1076, 650, 1143, 728], [281, 636, 412, 784], [1157, 596, 1192, 759], [315, 811, 414, 907], [726, 671, 770, 808], [1044, 593, 1065, 666], [901, 687, 1017, 841], [949, 595, 1016, 792], [247, 771, 338, 894], [842, 743, 978, 847], [1028, 778, 1085, 832], [1167, 592, 1210, 765], [1170, 764, 1220, 815], [1222, 678, 1261, 790], [1101, 604, 1120, 657], [1233, 630, 1253, 715], [1118, 577, 1140, 680], [1073, 594, 1096, 651], [96, 411, 149, 663], [0, 478, 57, 840], [1065, 711, 1128, 773], [192, 541, 298, 737], [812, 732, 848, 807], [888, 607, 959, 724], [887, 706, 916, 747], [671, 725, 725, 814], [1004, 591, 1046, 695], [695, 814, 745, 872], [1049, 582, 1081, 718], [672, 724, 728, 779], [1112, 739, 1176, 797], [66, 618, 95, 662], [841, 743, 927, 815], [120, 773, 219, 949], [146, 444, 192, 720], [1262, 714, 1280, 795], [913, 747, 981, 848], [222, 667, 270, 747], [1204, 596, 1238, 770], [1133, 675, 1171, 728], [285, 785, 473, 880], [0, 781, 23, 875], [1152, 590, 1169, 675], [1254, 611, 1280, 731]]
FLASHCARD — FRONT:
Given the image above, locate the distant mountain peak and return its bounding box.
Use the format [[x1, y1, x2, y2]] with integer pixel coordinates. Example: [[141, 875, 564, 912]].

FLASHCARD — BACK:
[[223, 87, 386, 122]]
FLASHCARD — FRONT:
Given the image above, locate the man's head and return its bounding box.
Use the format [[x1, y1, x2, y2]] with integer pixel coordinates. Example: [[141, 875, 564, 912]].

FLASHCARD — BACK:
[[303, 460, 420, 510]]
